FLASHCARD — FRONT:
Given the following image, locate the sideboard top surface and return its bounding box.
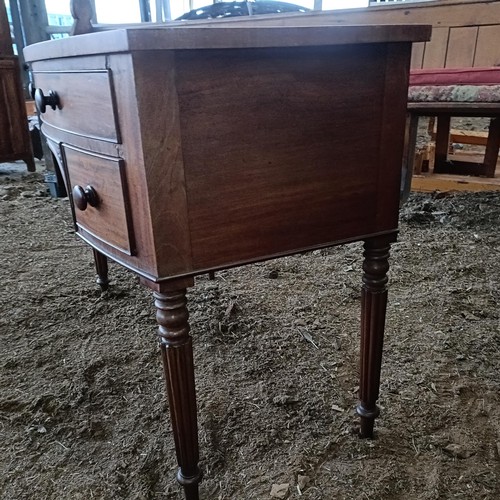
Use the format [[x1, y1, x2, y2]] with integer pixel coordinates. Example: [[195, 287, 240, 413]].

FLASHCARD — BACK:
[[24, 24, 431, 62]]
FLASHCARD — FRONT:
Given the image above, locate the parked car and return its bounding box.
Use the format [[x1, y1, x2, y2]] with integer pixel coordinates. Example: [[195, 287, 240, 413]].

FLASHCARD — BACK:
[[176, 1, 310, 21]]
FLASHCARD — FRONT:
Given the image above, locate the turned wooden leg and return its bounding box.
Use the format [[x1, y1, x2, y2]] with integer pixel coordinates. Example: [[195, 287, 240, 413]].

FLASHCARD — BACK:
[[92, 249, 109, 291], [154, 285, 202, 500], [357, 235, 392, 439]]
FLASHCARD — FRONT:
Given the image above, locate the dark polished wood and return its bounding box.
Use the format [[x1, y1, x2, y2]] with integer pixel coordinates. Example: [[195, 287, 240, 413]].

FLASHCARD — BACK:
[[0, 2, 13, 56], [24, 21, 430, 499], [153, 278, 201, 500], [357, 235, 394, 438]]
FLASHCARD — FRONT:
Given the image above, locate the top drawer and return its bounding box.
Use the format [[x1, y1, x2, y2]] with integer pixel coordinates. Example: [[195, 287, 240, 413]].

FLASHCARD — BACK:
[[33, 70, 121, 143]]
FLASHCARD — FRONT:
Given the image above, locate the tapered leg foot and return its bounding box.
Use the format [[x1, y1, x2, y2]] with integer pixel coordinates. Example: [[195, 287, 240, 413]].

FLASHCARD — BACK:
[[357, 235, 392, 438], [155, 286, 202, 499], [92, 249, 109, 291]]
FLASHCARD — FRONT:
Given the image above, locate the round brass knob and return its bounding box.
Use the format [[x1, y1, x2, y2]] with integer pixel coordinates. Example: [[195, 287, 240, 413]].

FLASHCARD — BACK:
[[34, 88, 60, 113], [72, 185, 99, 211]]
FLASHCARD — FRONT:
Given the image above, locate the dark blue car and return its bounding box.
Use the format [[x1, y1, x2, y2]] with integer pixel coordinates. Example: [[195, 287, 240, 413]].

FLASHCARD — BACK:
[[176, 1, 310, 21]]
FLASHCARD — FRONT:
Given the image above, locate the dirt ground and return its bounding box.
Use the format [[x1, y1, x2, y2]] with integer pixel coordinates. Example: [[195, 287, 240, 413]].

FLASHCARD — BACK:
[[1, 163, 499, 500]]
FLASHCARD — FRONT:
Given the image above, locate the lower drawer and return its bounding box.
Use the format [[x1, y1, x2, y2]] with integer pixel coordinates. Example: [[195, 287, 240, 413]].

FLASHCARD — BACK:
[[62, 145, 135, 255]]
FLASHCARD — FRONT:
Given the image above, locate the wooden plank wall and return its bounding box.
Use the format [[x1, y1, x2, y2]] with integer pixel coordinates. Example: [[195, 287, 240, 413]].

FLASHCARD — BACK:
[[316, 0, 500, 68], [91, 0, 500, 69], [322, 0, 500, 68], [167, 0, 500, 70]]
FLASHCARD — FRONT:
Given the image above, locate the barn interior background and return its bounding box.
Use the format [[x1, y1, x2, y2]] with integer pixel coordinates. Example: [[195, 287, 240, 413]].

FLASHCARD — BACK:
[[1, 1, 499, 499]]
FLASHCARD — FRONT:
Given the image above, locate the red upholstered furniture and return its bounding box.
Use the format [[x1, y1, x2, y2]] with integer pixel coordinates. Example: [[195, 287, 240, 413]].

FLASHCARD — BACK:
[[409, 67, 500, 86], [406, 67, 500, 180]]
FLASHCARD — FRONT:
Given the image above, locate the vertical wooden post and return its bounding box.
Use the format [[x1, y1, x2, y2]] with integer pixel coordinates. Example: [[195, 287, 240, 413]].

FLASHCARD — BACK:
[[70, 0, 94, 35], [357, 235, 392, 439], [434, 114, 451, 172], [17, 0, 50, 45], [483, 117, 500, 178], [153, 279, 202, 500]]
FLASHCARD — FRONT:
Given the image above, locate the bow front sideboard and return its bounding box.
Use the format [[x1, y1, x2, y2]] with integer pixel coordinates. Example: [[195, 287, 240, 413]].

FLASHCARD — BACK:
[[24, 24, 430, 499]]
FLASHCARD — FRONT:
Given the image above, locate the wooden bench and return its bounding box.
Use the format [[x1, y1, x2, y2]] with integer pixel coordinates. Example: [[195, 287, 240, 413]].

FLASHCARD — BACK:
[[407, 68, 500, 178]]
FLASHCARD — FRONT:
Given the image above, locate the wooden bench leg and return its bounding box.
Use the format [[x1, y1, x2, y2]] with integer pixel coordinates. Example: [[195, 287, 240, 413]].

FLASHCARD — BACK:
[[484, 117, 500, 178], [434, 115, 451, 173], [400, 113, 418, 204]]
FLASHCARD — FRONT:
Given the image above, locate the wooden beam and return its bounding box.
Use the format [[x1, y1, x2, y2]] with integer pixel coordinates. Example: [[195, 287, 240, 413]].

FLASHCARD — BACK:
[[17, 0, 50, 46], [412, 172, 500, 193], [8, 0, 25, 56], [89, 0, 97, 23], [483, 117, 500, 177], [70, 0, 93, 35], [0, 0, 13, 55], [448, 129, 489, 146], [139, 0, 151, 22]]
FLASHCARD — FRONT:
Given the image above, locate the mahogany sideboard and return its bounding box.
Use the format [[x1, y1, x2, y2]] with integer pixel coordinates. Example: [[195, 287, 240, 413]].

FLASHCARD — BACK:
[[24, 24, 430, 499]]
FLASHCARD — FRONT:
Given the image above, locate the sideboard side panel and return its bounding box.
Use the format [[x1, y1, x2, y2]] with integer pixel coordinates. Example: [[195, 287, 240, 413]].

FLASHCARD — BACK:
[[177, 45, 389, 270], [376, 42, 413, 230], [131, 51, 194, 278]]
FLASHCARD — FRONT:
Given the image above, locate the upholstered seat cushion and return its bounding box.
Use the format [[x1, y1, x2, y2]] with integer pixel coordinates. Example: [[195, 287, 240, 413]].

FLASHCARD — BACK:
[[408, 84, 500, 102], [408, 67, 500, 102], [410, 67, 500, 86]]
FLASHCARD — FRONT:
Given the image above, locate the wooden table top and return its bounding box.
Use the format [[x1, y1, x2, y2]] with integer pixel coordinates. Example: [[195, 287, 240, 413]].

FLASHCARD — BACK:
[[24, 24, 431, 61]]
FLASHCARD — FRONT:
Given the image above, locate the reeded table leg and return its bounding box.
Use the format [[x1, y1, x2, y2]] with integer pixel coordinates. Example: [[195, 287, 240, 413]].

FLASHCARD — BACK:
[[154, 280, 202, 500], [92, 249, 109, 291], [357, 235, 392, 438]]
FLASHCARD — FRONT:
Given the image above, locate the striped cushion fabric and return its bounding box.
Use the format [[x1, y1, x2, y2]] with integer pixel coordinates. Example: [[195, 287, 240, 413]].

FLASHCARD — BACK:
[[408, 67, 500, 102]]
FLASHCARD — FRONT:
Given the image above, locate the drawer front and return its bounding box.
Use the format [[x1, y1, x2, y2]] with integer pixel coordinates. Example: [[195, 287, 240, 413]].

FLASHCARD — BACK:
[[34, 70, 120, 143], [63, 145, 135, 255]]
